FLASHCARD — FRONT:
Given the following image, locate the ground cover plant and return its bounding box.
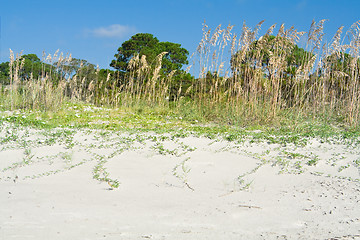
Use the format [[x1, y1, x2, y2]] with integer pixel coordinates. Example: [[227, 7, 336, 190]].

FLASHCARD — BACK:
[[0, 119, 359, 191]]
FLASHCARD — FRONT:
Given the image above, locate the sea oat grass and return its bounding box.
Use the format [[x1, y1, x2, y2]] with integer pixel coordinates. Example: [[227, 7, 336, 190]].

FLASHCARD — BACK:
[[1, 20, 359, 131]]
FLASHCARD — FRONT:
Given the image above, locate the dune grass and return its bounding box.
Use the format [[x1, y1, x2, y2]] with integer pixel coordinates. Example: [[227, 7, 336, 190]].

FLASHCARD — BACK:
[[0, 20, 359, 139]]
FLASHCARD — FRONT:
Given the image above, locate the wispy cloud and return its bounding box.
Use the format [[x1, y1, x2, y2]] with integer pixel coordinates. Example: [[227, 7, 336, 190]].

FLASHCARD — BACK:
[[86, 24, 136, 38], [296, 0, 307, 11]]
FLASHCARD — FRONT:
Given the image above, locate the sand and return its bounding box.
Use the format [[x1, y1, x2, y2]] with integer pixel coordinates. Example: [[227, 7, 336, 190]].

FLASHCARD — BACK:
[[0, 123, 359, 240]]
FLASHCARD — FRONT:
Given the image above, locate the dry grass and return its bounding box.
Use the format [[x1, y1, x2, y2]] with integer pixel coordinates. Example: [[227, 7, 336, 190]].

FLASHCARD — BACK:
[[1, 20, 359, 128], [191, 20, 360, 126]]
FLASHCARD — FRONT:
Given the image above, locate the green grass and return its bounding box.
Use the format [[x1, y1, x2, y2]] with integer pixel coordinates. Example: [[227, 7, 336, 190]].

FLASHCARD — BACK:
[[1, 100, 359, 146]]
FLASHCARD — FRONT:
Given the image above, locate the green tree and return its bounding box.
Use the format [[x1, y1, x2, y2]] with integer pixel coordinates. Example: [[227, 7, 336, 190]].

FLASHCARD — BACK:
[[231, 35, 313, 80], [0, 61, 9, 84], [324, 52, 358, 77], [321, 52, 360, 98], [60, 58, 97, 80], [110, 33, 159, 72], [20, 54, 43, 80], [230, 35, 315, 107], [110, 33, 193, 100], [0, 54, 57, 84], [110, 33, 189, 74], [157, 41, 189, 74]]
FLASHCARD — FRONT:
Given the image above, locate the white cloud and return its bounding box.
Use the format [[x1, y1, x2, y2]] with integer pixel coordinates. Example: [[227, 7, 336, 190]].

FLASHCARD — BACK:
[[88, 24, 135, 38], [296, 0, 307, 11]]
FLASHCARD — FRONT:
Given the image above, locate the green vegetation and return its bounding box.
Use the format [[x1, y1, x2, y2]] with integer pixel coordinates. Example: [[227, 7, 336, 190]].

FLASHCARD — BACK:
[[172, 157, 194, 191], [0, 20, 359, 138]]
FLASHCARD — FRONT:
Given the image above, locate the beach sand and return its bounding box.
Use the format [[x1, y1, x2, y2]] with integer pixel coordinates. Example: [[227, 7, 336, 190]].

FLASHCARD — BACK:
[[0, 124, 359, 239]]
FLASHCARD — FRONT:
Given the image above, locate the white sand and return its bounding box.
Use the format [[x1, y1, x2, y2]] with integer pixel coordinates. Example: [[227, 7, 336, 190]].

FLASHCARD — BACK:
[[0, 124, 359, 239]]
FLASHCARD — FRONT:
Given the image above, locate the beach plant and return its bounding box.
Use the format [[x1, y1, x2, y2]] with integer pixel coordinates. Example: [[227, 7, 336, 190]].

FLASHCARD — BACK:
[[236, 176, 254, 191], [92, 154, 120, 189], [273, 156, 291, 173], [353, 158, 360, 168], [23, 148, 34, 165], [151, 142, 174, 155], [293, 160, 304, 173], [338, 163, 351, 172], [172, 157, 194, 191], [60, 152, 73, 166], [307, 154, 320, 166], [0, 19, 359, 150]]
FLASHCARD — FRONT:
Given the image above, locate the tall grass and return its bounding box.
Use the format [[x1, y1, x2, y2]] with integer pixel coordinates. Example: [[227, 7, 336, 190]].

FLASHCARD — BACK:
[[1, 20, 359, 128], [192, 20, 360, 126]]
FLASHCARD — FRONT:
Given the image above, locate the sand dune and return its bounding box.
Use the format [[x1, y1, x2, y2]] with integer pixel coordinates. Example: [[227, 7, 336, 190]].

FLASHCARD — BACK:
[[1, 124, 359, 239]]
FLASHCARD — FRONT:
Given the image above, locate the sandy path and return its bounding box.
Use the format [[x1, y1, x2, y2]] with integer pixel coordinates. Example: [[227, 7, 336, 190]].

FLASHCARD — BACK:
[[0, 125, 359, 239]]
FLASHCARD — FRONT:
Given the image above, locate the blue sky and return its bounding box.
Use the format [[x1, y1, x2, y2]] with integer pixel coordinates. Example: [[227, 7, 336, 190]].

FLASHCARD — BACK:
[[1, 0, 359, 69]]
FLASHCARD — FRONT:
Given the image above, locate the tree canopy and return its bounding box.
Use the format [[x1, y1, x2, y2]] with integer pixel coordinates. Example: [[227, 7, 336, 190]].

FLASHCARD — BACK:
[[110, 33, 193, 100], [110, 33, 189, 74], [0, 53, 54, 84], [231, 35, 314, 80]]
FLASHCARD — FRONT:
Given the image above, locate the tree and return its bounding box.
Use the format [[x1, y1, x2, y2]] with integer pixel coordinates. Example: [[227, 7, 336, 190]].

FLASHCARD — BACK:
[[231, 35, 313, 80], [60, 58, 97, 79], [110, 33, 189, 75], [20, 54, 43, 80], [0, 53, 56, 84], [284, 45, 313, 79], [321, 52, 360, 98], [0, 54, 100, 86], [230, 35, 315, 106], [323, 52, 358, 77], [0, 61, 9, 84], [111, 33, 158, 72], [110, 33, 193, 100], [157, 41, 189, 74]]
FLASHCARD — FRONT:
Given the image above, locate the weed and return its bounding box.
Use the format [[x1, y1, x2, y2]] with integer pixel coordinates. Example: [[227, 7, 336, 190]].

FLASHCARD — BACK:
[[60, 152, 73, 165], [307, 154, 320, 166], [172, 157, 194, 191], [353, 158, 360, 168], [338, 164, 351, 172], [92, 155, 120, 189], [23, 148, 34, 165]]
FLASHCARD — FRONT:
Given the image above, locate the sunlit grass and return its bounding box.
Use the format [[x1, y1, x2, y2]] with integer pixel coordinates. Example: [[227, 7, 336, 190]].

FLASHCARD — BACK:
[[0, 20, 359, 141]]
